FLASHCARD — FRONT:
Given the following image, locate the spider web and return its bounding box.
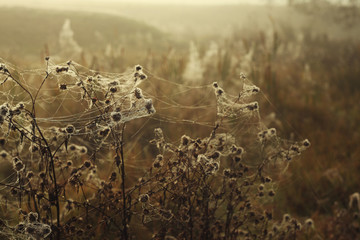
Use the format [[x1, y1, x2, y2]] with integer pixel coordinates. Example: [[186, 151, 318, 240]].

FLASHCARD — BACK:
[[0, 57, 309, 213]]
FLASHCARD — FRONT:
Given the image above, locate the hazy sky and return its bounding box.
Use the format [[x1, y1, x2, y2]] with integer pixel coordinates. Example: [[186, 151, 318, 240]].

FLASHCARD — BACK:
[[0, 0, 287, 6], [95, 0, 284, 4], [0, 0, 347, 6]]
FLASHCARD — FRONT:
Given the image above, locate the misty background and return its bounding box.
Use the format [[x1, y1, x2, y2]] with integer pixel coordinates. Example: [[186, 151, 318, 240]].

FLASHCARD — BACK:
[[0, 0, 359, 63], [0, 0, 360, 239]]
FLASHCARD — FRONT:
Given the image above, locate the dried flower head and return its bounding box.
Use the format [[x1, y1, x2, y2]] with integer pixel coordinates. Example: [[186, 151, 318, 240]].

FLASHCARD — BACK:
[[13, 157, 25, 172], [26, 171, 34, 179], [349, 192, 360, 211], [65, 125, 75, 134], [134, 88, 143, 99], [0, 150, 8, 158], [59, 83, 67, 90], [303, 139, 311, 148], [139, 194, 150, 203], [145, 99, 155, 114], [304, 218, 314, 229], [111, 111, 122, 122], [135, 65, 142, 71], [27, 212, 38, 223]]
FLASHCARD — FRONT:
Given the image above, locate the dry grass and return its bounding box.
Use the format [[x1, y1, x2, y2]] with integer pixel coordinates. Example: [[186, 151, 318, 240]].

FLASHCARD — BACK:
[[0, 3, 360, 239]]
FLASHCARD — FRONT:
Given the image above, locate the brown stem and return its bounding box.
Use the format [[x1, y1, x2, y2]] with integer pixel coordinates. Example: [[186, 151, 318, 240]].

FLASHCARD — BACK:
[[119, 123, 128, 240]]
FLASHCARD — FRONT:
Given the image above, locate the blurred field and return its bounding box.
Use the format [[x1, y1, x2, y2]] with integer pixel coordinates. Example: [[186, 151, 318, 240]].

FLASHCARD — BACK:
[[0, 2, 360, 239]]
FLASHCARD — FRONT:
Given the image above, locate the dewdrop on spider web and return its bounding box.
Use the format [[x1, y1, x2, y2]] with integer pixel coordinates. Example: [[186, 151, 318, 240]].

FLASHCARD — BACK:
[[206, 133, 235, 153], [15, 212, 52, 240], [263, 137, 311, 164], [258, 128, 277, 143], [212, 81, 260, 118], [286, 138, 311, 161], [108, 89, 155, 124], [239, 73, 260, 98]]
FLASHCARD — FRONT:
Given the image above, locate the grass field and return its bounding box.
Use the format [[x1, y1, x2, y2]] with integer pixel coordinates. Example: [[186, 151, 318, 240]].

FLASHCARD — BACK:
[[0, 3, 359, 239]]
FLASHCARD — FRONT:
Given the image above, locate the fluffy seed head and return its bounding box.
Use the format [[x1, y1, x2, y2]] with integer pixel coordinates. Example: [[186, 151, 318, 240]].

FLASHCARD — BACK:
[[65, 125, 75, 134], [139, 194, 149, 203], [111, 112, 122, 122]]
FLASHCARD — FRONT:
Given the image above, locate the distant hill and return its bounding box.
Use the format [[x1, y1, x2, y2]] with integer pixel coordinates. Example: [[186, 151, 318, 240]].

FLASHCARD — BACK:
[[0, 7, 166, 56], [113, 4, 360, 40]]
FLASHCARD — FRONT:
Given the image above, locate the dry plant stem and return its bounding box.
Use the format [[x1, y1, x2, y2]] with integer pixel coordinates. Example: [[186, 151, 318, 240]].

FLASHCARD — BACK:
[[33, 72, 49, 108], [9, 119, 39, 143], [187, 169, 194, 240], [8, 73, 35, 115], [9, 68, 61, 239], [7, 71, 61, 229], [32, 115, 61, 239], [0, 182, 51, 202], [17, 172, 22, 208], [201, 182, 210, 240], [86, 203, 123, 233], [28, 183, 40, 217], [225, 190, 234, 239], [119, 123, 128, 240], [0, 62, 314, 239]]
